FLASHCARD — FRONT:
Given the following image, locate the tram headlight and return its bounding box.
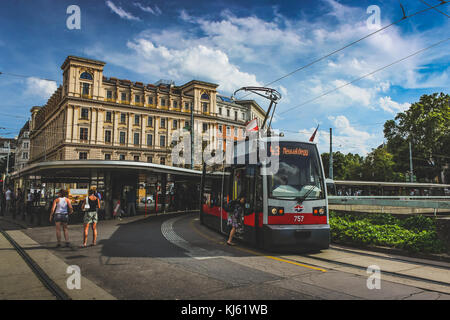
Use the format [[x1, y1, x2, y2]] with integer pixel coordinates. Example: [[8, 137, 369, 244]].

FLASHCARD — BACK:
[[313, 206, 327, 216], [269, 206, 284, 216]]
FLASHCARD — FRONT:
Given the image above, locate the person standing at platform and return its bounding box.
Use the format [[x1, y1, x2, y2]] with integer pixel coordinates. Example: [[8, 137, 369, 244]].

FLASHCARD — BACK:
[[126, 190, 136, 217], [81, 189, 100, 248], [49, 189, 73, 248]]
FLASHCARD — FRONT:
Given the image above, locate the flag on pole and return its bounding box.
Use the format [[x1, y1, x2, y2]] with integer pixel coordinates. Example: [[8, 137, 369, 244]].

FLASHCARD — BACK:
[[246, 118, 259, 133], [309, 124, 319, 142]]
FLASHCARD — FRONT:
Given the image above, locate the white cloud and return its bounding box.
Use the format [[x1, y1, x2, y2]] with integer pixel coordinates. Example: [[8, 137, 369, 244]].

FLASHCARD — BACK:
[[106, 1, 140, 21], [25, 77, 57, 99], [134, 2, 161, 15], [91, 39, 262, 93], [379, 96, 410, 114]]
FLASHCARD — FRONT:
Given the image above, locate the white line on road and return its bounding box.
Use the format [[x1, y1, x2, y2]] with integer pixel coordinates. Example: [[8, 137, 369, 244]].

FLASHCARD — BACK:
[[161, 216, 227, 260]]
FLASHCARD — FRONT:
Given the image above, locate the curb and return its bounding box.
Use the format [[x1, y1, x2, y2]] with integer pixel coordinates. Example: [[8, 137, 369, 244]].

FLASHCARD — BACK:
[[331, 240, 450, 264]]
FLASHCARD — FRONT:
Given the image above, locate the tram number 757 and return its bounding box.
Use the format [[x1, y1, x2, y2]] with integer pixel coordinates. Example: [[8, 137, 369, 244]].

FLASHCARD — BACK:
[[293, 215, 304, 223]]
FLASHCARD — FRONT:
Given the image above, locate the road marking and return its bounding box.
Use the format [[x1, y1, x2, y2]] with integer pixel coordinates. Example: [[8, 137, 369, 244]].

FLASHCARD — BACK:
[[190, 217, 327, 273], [161, 216, 227, 260]]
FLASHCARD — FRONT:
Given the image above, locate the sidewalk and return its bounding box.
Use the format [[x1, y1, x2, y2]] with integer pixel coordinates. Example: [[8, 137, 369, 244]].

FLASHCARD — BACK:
[[0, 217, 116, 300], [0, 231, 55, 300]]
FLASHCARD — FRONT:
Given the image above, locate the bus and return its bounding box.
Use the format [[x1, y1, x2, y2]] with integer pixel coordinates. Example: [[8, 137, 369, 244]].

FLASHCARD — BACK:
[[200, 137, 330, 252]]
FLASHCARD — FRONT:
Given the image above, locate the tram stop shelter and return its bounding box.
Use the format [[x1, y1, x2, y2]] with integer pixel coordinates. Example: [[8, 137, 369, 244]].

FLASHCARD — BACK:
[[11, 160, 202, 220]]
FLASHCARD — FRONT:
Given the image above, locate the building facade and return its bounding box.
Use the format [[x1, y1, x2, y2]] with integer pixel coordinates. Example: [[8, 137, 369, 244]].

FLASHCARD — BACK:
[[14, 121, 30, 171], [29, 56, 266, 168]]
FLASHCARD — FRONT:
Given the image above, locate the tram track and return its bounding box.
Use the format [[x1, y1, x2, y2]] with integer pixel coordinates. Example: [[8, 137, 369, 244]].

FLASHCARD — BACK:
[[0, 219, 71, 300]]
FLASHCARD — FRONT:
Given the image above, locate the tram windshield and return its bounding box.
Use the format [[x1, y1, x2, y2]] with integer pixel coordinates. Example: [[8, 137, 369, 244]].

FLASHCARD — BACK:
[[268, 141, 325, 201]]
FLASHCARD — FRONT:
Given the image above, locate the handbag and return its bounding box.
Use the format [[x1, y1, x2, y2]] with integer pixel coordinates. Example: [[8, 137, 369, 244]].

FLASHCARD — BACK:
[[84, 199, 90, 211]]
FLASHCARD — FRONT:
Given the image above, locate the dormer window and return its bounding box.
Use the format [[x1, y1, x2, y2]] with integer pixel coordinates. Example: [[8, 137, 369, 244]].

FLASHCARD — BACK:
[[201, 93, 209, 100], [80, 72, 93, 80]]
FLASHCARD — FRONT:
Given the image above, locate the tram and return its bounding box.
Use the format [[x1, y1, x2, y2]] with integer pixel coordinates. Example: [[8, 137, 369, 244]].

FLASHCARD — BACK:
[[200, 136, 330, 251]]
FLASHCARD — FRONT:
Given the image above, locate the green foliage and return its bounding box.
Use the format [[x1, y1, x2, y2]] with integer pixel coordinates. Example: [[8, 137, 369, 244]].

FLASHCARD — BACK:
[[321, 93, 449, 183], [329, 211, 446, 254]]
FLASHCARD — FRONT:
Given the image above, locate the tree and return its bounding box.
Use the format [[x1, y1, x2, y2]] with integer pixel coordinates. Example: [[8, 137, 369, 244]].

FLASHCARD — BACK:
[[384, 93, 450, 183]]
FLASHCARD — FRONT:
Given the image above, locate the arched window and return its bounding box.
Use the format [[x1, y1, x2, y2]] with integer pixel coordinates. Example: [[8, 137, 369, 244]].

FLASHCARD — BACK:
[[80, 71, 93, 80], [201, 93, 209, 100]]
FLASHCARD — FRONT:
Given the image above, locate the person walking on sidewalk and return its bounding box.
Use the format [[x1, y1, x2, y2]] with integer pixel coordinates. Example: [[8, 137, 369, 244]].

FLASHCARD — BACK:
[[126, 190, 136, 217], [81, 189, 100, 248], [49, 189, 73, 248], [5, 187, 12, 216]]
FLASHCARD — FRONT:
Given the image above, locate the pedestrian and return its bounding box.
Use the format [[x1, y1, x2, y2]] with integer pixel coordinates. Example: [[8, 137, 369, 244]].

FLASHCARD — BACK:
[[112, 195, 123, 221], [49, 189, 73, 248], [5, 187, 12, 216], [126, 190, 136, 217], [26, 189, 33, 219], [226, 193, 246, 246], [80, 189, 100, 248], [16, 188, 24, 220]]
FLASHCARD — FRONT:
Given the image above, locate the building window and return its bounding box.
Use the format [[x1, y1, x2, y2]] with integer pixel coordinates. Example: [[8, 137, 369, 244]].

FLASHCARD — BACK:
[[105, 154, 111, 160], [134, 132, 140, 145], [120, 113, 126, 124], [202, 102, 208, 113], [135, 95, 140, 103], [134, 155, 140, 162], [201, 93, 209, 100], [184, 121, 190, 129], [234, 128, 238, 136], [119, 132, 126, 144], [219, 107, 222, 115], [134, 115, 140, 125], [82, 83, 90, 96], [173, 119, 178, 129], [121, 92, 127, 101], [107, 90, 113, 100], [218, 125, 222, 133], [184, 102, 190, 110], [173, 101, 178, 108], [105, 130, 112, 143], [105, 111, 112, 122], [147, 156, 153, 163], [161, 98, 166, 107], [148, 96, 153, 104], [80, 128, 88, 141], [119, 154, 125, 161], [147, 134, 153, 146], [80, 72, 93, 80], [22, 152, 28, 160], [160, 135, 166, 147], [202, 123, 208, 133], [81, 108, 89, 119], [160, 118, 166, 129], [147, 116, 153, 127], [242, 112, 245, 120], [79, 152, 88, 160], [23, 142, 29, 149], [235, 111, 238, 121], [227, 109, 230, 117], [160, 157, 165, 165], [226, 126, 230, 135]]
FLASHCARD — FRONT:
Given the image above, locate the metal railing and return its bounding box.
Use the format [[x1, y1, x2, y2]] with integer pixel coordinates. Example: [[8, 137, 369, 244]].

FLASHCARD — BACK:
[[328, 196, 450, 216]]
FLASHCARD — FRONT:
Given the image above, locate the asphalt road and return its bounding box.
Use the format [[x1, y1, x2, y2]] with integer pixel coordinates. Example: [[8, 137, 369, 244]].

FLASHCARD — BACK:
[[15, 212, 450, 300]]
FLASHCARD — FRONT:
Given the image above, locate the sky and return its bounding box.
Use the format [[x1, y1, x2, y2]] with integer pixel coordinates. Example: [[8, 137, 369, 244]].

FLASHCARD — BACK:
[[0, 0, 448, 155]]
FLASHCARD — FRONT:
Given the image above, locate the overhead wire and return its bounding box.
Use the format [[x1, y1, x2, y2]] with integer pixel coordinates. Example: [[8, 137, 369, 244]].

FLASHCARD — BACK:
[[236, 0, 449, 100]]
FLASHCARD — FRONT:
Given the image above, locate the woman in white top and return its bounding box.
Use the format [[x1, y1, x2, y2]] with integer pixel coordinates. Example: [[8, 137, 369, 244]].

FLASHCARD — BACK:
[[49, 189, 73, 248]]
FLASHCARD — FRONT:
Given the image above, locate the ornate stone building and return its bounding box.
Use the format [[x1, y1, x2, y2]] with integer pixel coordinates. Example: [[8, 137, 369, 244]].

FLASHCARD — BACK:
[[29, 56, 266, 167]]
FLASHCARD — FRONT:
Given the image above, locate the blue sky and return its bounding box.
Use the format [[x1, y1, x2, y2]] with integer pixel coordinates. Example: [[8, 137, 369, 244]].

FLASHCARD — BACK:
[[0, 0, 448, 155]]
